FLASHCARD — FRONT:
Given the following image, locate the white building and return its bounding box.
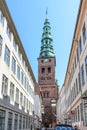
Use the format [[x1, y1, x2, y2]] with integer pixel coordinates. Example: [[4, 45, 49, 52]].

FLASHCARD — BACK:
[[34, 83, 42, 129], [57, 0, 87, 130], [0, 0, 36, 130]]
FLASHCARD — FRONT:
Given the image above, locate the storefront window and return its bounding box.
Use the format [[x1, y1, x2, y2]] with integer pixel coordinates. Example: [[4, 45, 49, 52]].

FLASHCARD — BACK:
[[7, 112, 12, 130], [14, 114, 18, 130], [0, 110, 5, 130]]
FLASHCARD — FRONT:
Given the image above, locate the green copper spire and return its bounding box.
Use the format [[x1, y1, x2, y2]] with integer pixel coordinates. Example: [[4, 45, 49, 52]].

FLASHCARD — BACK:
[[39, 10, 55, 58]]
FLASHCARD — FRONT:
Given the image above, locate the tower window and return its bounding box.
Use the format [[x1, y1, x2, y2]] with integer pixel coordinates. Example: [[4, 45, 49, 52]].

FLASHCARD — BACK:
[[41, 60, 43, 63], [49, 59, 51, 62], [46, 40, 47, 44], [44, 92, 49, 98], [41, 68, 45, 73], [48, 67, 51, 73], [46, 28, 47, 31]]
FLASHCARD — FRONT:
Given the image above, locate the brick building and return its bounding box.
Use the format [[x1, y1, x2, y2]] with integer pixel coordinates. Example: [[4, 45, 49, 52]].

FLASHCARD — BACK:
[[38, 11, 59, 127]]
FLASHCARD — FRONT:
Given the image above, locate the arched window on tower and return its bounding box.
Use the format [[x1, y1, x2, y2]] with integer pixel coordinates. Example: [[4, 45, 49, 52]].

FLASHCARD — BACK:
[[43, 92, 49, 98], [46, 28, 48, 31], [46, 40, 47, 44], [48, 67, 51, 73], [41, 68, 45, 74]]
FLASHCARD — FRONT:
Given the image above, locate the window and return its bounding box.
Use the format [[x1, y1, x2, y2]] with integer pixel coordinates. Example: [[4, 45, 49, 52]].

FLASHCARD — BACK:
[[77, 106, 80, 121], [82, 23, 86, 44], [41, 68, 45, 73], [48, 67, 51, 73], [74, 56, 76, 69], [19, 115, 22, 129], [26, 117, 28, 129], [76, 48, 79, 62], [0, 110, 5, 130], [81, 64, 85, 86], [44, 92, 49, 98], [26, 81, 29, 92], [27, 99, 28, 110], [13, 40, 17, 51], [46, 40, 47, 43], [14, 114, 18, 130], [6, 25, 11, 40], [17, 65, 20, 80], [76, 78, 78, 95], [28, 101, 30, 111], [0, 10, 4, 26], [47, 92, 49, 98], [22, 95, 24, 107], [7, 112, 13, 130], [18, 49, 21, 60], [11, 56, 16, 74], [20, 92, 23, 106], [85, 56, 87, 77], [46, 28, 47, 31], [78, 72, 81, 92], [22, 58, 24, 66], [79, 37, 82, 54], [0, 35, 3, 55], [49, 59, 51, 62], [4, 45, 10, 66], [28, 117, 30, 128], [2, 74, 8, 96], [41, 60, 43, 63], [80, 103, 83, 121], [10, 82, 14, 102], [23, 116, 25, 129], [24, 96, 26, 108], [15, 88, 19, 104], [24, 77, 27, 89], [21, 71, 24, 85]]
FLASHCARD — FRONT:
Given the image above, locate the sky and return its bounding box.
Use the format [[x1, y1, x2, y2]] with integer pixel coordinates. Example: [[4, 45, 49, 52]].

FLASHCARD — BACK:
[[5, 0, 80, 88]]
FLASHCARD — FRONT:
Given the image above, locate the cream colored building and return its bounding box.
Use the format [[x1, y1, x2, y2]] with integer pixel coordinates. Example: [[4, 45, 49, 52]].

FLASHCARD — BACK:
[[57, 0, 87, 130], [0, 0, 36, 130], [34, 83, 42, 129]]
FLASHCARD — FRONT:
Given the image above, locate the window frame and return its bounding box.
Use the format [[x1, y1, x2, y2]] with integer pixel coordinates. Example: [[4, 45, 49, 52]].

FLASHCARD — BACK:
[[4, 45, 10, 66], [2, 74, 8, 96]]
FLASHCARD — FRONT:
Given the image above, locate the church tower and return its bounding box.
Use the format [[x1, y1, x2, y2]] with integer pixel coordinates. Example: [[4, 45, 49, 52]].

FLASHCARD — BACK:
[[38, 11, 58, 127]]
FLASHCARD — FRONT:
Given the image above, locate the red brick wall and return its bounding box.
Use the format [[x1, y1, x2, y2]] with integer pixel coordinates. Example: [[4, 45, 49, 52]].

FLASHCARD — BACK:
[[38, 57, 58, 127]]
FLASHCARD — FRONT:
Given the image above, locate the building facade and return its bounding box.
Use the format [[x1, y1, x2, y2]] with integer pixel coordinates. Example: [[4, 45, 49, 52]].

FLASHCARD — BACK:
[[0, 0, 36, 130], [34, 83, 42, 129], [38, 12, 58, 127], [57, 0, 87, 130]]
